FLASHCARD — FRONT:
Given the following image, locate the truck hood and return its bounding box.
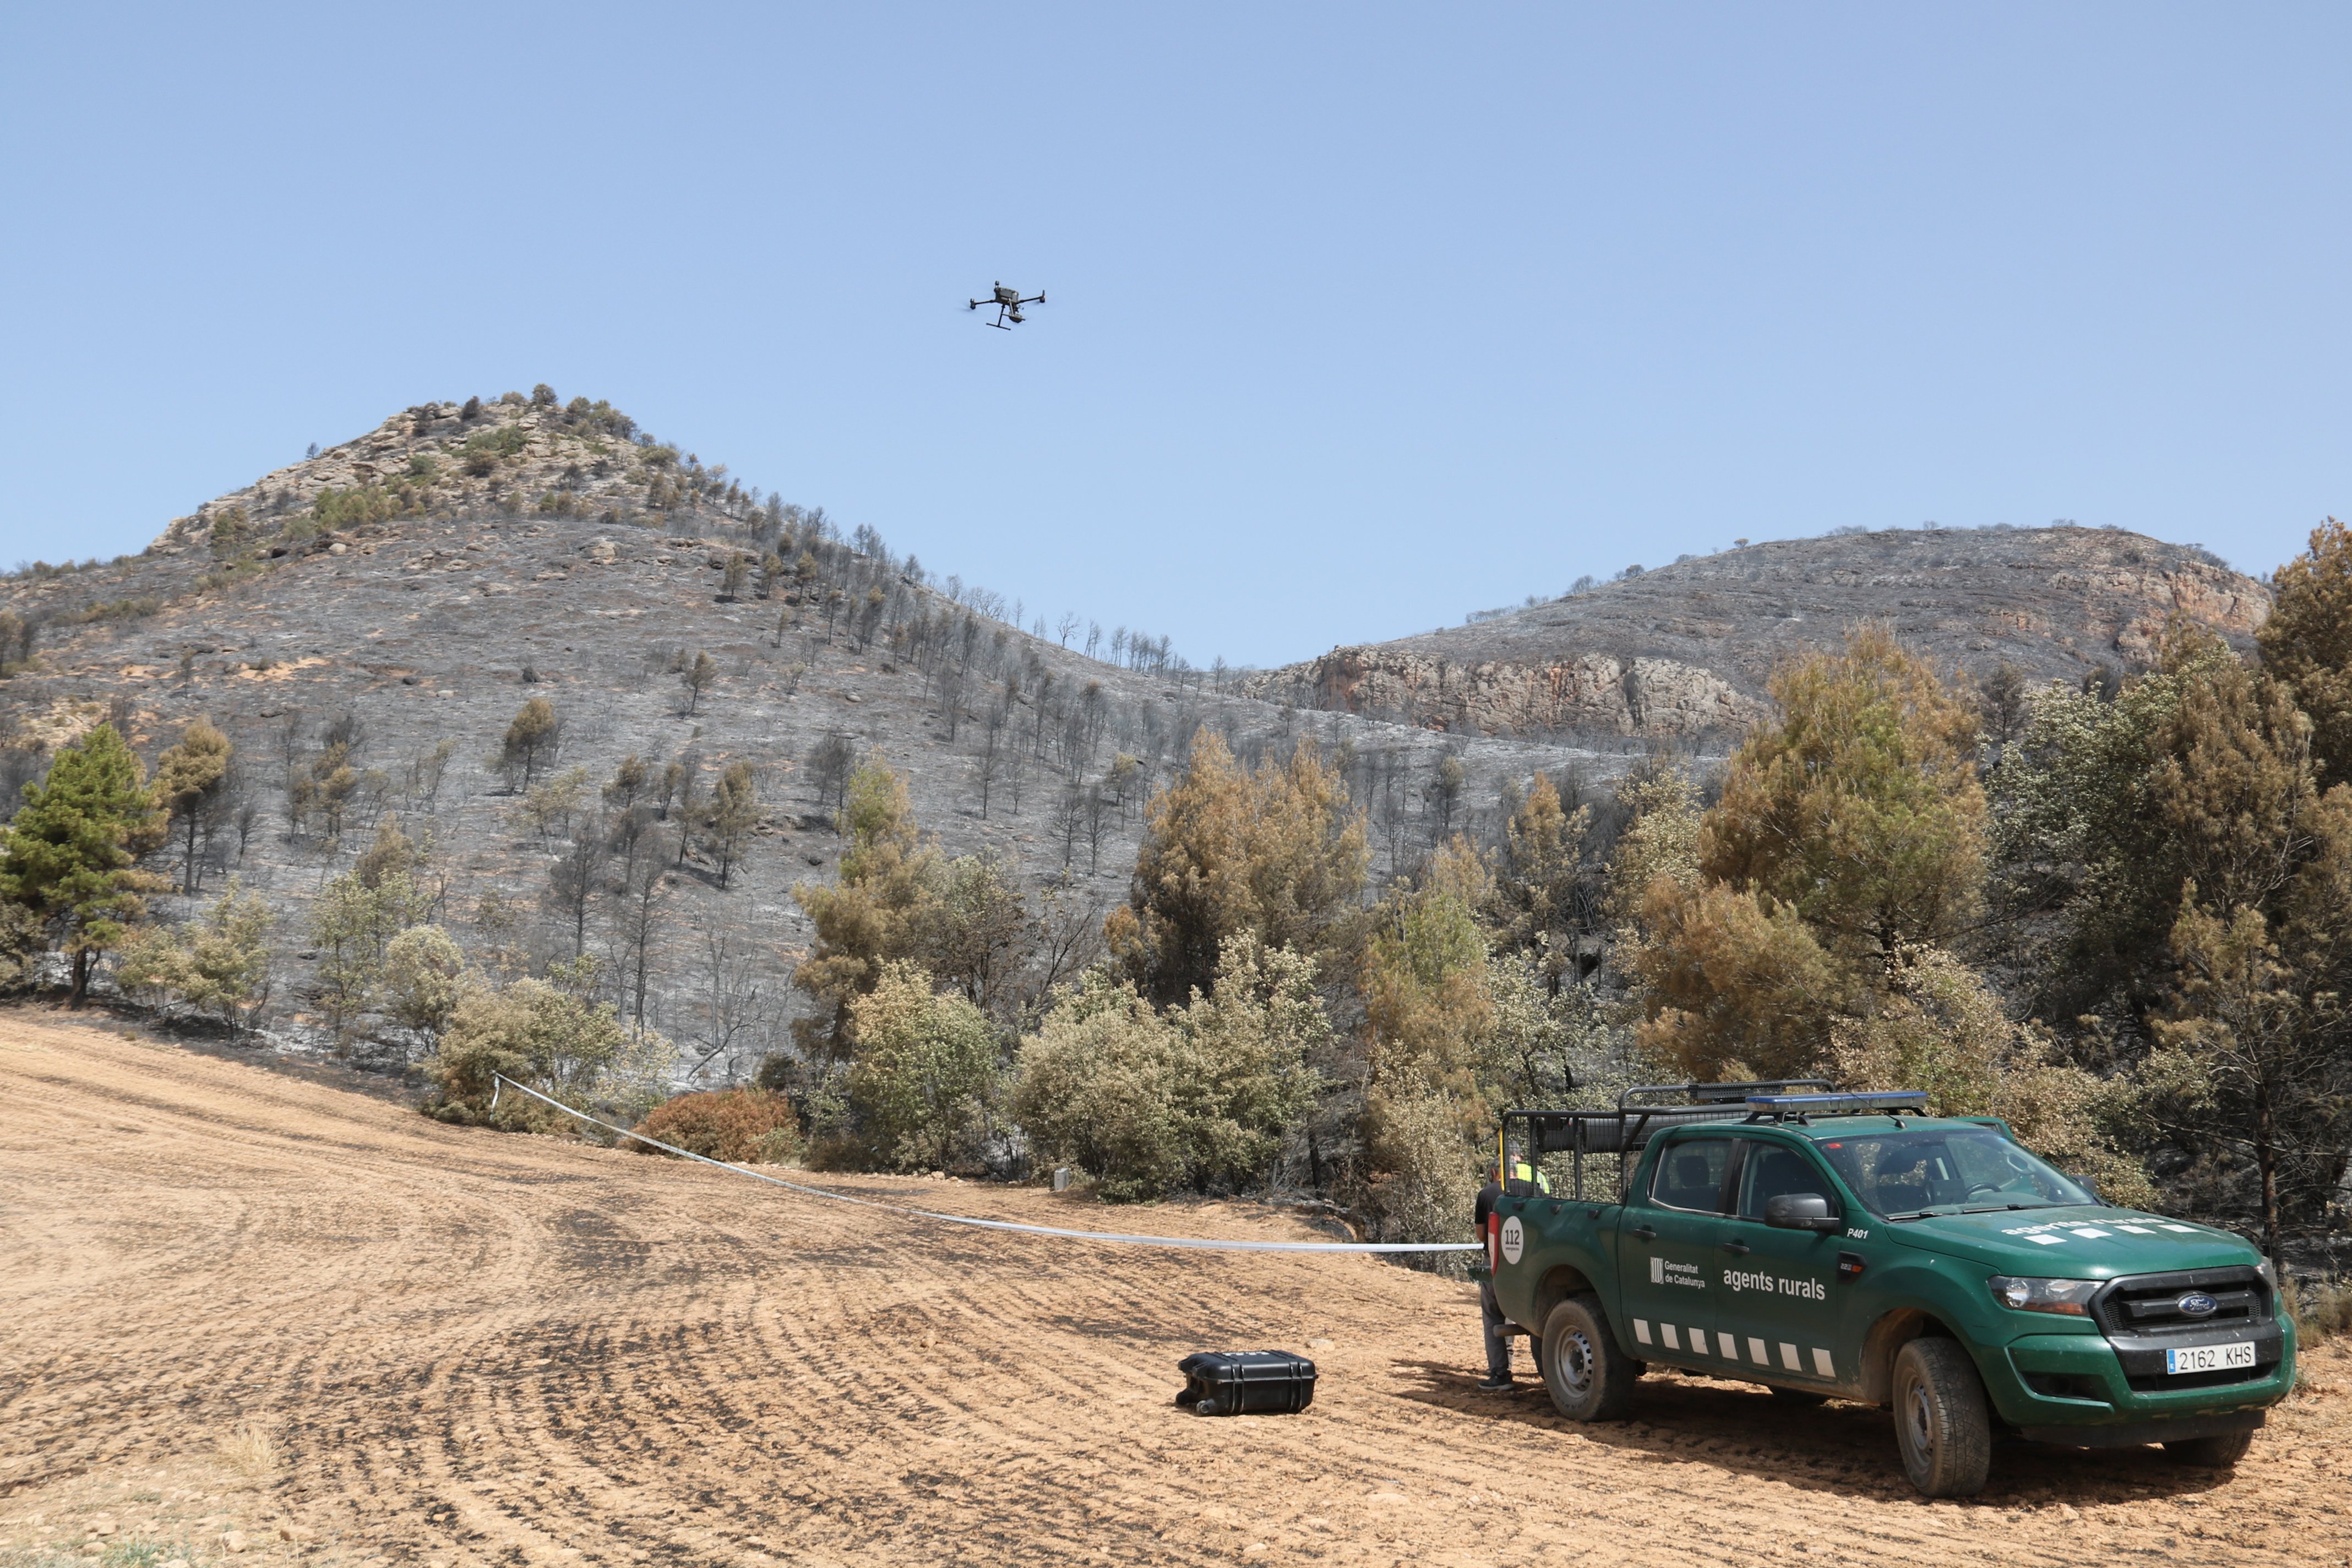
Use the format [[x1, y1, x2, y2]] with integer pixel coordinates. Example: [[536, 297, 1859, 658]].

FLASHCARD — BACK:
[[1887, 1206, 2260, 1276]]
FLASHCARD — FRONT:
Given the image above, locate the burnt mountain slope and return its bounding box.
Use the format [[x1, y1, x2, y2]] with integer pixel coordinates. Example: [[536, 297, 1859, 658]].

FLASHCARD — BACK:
[[0, 395, 1605, 1064], [1238, 526, 2271, 740]]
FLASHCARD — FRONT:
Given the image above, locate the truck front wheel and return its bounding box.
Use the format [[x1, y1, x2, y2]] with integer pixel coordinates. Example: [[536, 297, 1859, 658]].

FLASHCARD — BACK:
[[1891, 1338, 1992, 1498], [1541, 1294, 1637, 1422]]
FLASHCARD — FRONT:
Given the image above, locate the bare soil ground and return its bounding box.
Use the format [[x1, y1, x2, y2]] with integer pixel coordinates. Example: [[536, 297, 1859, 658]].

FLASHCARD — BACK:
[[4, 1014, 2349, 1568]]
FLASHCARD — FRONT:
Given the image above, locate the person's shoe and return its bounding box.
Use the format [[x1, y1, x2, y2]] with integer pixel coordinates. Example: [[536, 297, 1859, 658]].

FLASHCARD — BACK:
[[1477, 1375, 1514, 1392]]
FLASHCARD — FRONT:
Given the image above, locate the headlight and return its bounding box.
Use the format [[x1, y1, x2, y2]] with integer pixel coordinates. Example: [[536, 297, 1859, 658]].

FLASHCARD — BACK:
[[1988, 1276, 2100, 1316], [2256, 1257, 2278, 1289]]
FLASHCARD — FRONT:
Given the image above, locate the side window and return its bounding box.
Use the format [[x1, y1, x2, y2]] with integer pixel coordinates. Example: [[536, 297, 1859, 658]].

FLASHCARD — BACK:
[[1649, 1137, 1733, 1213], [1736, 1141, 1837, 1221]]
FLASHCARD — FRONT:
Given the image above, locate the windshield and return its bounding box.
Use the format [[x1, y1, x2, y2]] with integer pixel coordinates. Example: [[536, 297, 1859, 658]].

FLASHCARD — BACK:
[[1816, 1127, 2095, 1218]]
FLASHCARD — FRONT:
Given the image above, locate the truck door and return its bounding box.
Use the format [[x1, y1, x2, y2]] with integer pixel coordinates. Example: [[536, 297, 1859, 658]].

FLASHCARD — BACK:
[[1615, 1133, 1733, 1370], [1714, 1136, 1844, 1387]]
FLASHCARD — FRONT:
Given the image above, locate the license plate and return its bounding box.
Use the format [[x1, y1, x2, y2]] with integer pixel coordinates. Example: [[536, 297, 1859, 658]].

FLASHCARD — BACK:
[[2166, 1342, 2257, 1375]]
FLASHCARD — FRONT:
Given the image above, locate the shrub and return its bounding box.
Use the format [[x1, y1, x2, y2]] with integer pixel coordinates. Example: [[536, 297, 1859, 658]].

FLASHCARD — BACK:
[[111, 880, 274, 1034], [63, 596, 161, 625], [1358, 1065, 1479, 1268], [1011, 976, 1184, 1200], [308, 866, 429, 1043], [195, 558, 269, 595], [0, 608, 36, 673], [208, 505, 253, 557], [579, 399, 634, 438], [2290, 1276, 2352, 1345], [837, 962, 1000, 1172], [1012, 936, 1325, 1201], [632, 1087, 802, 1164], [422, 977, 671, 1128], [0, 899, 47, 994], [460, 425, 530, 477], [382, 923, 466, 1043], [313, 484, 398, 530]]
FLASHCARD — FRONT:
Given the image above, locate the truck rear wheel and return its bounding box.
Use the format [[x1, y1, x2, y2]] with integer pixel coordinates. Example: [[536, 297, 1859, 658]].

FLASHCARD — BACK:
[[1891, 1338, 1991, 1498], [2163, 1430, 2255, 1468], [1541, 1294, 1637, 1422]]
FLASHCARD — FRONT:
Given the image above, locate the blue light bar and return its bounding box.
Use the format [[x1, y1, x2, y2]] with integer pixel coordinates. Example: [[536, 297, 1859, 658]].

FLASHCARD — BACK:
[[1746, 1091, 1927, 1112]]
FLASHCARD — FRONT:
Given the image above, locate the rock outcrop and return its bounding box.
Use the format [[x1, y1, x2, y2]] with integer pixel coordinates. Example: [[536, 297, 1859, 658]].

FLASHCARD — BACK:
[[1253, 647, 1765, 738]]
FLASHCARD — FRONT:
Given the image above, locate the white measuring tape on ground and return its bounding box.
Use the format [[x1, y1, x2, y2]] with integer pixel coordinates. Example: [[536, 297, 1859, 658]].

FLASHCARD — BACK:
[[491, 1075, 1478, 1254]]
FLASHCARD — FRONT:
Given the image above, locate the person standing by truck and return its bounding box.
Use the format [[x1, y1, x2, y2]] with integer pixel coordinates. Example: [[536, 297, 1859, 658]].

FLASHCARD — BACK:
[[1475, 1160, 1513, 1390], [1476, 1143, 1544, 1391]]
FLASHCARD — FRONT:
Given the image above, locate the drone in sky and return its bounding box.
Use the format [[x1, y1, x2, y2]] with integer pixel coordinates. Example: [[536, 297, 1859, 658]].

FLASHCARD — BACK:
[[969, 281, 1045, 329]]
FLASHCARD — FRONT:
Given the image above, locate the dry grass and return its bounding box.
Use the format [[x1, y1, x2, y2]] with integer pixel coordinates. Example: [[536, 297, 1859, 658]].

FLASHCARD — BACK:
[[213, 1423, 275, 1483], [2294, 1275, 2352, 1344]]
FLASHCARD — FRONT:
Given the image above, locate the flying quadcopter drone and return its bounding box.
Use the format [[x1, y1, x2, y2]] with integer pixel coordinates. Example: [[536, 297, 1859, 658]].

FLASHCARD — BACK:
[[968, 281, 1045, 329]]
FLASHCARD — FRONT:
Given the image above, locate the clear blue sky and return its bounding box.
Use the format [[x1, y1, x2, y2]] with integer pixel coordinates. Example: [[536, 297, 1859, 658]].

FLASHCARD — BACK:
[[3, 6, 2346, 668]]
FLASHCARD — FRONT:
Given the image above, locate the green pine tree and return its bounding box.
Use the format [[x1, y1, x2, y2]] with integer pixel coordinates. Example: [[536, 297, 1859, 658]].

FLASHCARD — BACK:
[[0, 723, 167, 1004]]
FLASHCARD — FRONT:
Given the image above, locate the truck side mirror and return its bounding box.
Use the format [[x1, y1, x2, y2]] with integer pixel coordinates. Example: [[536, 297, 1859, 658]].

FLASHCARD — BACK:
[[1764, 1193, 1841, 1233]]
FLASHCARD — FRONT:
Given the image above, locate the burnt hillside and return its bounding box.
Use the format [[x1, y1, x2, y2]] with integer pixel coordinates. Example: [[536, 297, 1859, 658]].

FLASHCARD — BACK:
[[0, 393, 1609, 1064], [1238, 526, 2271, 741]]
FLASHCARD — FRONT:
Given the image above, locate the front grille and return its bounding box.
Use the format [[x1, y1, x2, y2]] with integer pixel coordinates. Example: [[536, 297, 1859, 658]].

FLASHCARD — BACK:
[[2091, 1266, 2267, 1337], [2094, 1265, 2281, 1393]]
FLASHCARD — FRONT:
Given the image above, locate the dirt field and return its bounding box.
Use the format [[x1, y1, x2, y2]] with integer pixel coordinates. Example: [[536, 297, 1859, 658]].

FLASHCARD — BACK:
[[4, 1015, 2350, 1568]]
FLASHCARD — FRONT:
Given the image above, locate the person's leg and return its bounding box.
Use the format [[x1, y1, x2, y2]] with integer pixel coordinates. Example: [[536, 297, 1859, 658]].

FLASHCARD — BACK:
[[1479, 1281, 1513, 1386]]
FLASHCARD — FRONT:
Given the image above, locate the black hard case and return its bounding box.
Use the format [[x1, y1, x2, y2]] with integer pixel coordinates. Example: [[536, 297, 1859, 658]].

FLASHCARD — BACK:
[[1175, 1350, 1319, 1415]]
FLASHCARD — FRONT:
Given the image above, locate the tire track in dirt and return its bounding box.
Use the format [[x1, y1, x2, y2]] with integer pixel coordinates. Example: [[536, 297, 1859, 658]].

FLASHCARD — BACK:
[[4, 1014, 2351, 1568]]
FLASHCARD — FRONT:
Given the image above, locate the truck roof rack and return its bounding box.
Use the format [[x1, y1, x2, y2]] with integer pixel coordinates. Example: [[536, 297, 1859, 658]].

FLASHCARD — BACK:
[[1498, 1080, 1924, 1201]]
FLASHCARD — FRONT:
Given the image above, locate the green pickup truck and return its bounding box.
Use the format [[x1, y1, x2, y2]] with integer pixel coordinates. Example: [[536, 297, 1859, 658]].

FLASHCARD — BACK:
[[1484, 1084, 2295, 1496]]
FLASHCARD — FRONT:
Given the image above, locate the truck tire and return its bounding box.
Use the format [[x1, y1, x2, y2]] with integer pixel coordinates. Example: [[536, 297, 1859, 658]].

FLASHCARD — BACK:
[[2163, 1429, 2255, 1469], [1891, 1338, 1992, 1498], [1541, 1294, 1637, 1422]]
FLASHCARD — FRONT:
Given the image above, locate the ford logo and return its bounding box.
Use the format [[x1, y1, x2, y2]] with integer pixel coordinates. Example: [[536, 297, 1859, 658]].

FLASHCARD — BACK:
[[2177, 1292, 2219, 1318]]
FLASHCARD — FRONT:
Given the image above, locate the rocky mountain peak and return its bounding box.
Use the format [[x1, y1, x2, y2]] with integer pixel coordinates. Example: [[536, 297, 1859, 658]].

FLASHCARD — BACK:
[[147, 391, 703, 558]]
